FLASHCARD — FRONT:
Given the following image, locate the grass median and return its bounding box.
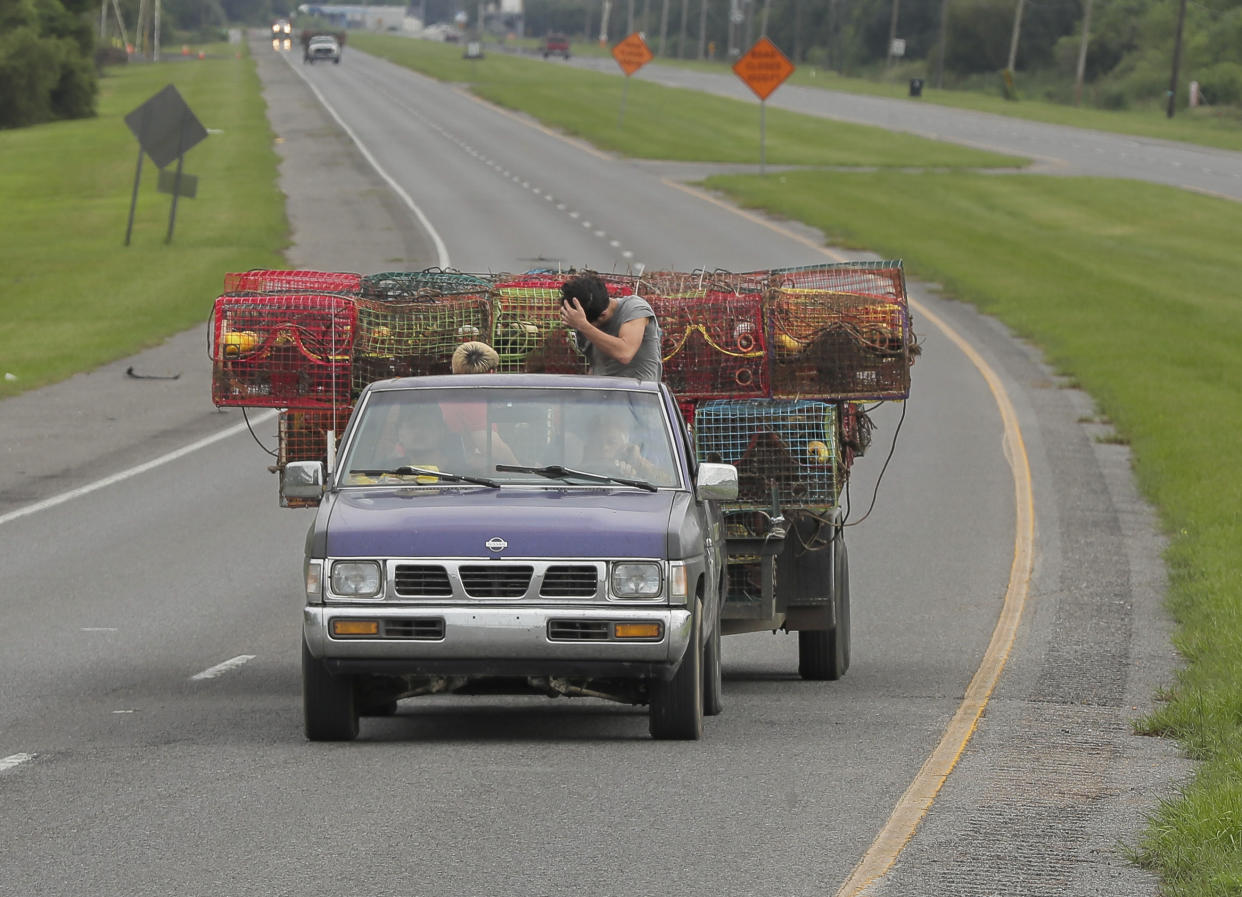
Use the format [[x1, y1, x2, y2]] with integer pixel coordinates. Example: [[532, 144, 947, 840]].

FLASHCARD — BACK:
[[0, 47, 287, 398]]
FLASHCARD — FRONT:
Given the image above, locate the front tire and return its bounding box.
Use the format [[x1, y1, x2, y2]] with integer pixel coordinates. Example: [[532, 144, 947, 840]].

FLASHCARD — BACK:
[[303, 639, 359, 741], [649, 599, 704, 739]]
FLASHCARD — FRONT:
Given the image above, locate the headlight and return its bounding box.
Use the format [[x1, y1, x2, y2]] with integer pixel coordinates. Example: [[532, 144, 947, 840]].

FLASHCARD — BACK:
[[611, 562, 662, 599], [330, 561, 382, 597]]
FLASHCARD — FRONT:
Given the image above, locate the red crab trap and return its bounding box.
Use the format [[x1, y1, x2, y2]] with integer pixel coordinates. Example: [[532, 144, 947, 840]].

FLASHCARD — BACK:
[[223, 269, 362, 295], [278, 406, 352, 508], [694, 399, 842, 513], [490, 281, 589, 374], [351, 292, 494, 393], [766, 288, 915, 401], [210, 293, 357, 409], [652, 290, 769, 399]]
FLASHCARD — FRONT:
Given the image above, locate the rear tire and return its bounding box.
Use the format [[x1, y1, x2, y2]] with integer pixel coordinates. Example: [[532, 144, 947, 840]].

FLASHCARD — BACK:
[[702, 604, 723, 717], [798, 538, 850, 681], [303, 639, 359, 741], [649, 599, 704, 739]]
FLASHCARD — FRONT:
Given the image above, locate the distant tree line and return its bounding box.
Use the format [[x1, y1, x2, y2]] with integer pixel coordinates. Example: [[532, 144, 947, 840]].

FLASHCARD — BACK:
[[1, 0, 99, 128], [523, 0, 1242, 108]]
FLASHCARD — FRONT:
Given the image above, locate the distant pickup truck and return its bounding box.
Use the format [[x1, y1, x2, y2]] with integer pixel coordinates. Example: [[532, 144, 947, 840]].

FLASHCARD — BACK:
[[542, 33, 570, 58], [302, 31, 343, 63], [284, 373, 738, 741]]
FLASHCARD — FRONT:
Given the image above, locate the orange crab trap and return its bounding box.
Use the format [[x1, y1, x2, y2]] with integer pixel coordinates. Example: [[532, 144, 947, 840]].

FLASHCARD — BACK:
[[747, 260, 907, 301], [223, 269, 362, 295], [694, 399, 842, 511], [765, 288, 914, 401], [210, 293, 356, 409], [652, 290, 768, 399], [278, 407, 352, 507], [351, 292, 495, 393]]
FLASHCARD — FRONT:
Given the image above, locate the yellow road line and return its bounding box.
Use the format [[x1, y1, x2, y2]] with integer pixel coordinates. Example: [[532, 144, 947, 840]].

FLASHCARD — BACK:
[[666, 178, 1037, 896]]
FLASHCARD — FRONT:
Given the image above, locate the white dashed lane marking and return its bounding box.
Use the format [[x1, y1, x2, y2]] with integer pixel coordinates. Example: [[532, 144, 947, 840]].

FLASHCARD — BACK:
[[191, 655, 257, 681], [0, 753, 34, 774]]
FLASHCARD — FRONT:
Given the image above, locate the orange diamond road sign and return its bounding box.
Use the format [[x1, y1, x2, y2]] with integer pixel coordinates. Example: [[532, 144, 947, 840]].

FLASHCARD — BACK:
[[612, 32, 654, 76], [733, 37, 795, 101]]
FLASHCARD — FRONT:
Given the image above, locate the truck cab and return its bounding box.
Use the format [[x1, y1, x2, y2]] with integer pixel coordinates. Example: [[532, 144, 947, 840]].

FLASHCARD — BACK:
[[285, 374, 737, 741]]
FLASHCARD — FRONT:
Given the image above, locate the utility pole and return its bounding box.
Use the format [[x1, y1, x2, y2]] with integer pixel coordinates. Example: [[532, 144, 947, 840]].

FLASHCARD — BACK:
[[697, 0, 707, 58], [1073, 0, 1094, 105], [886, 0, 900, 69], [678, 0, 688, 57], [760, 0, 771, 36], [934, 0, 950, 88], [1005, 0, 1025, 73], [658, 0, 670, 53], [1166, 0, 1188, 117]]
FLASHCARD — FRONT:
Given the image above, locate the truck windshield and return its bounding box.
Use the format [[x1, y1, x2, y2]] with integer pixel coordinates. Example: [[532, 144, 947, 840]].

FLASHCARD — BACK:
[[338, 386, 681, 489]]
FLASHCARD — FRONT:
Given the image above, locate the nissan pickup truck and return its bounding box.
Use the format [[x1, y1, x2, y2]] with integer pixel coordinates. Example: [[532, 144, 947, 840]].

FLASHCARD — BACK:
[[284, 373, 738, 741]]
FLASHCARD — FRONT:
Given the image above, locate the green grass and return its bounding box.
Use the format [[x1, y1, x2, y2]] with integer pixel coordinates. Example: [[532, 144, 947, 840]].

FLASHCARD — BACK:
[[350, 34, 1025, 168], [701, 168, 1242, 895], [0, 52, 287, 398]]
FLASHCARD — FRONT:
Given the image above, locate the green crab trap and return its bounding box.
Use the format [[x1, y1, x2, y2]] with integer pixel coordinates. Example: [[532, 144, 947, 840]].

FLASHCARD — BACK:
[[360, 269, 493, 301], [652, 290, 768, 399], [223, 269, 362, 294], [694, 399, 841, 511], [491, 278, 590, 374], [766, 288, 914, 400], [351, 293, 495, 393], [210, 293, 356, 409]]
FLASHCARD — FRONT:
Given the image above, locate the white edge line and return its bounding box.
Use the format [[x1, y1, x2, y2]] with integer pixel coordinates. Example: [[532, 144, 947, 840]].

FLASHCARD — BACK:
[[192, 654, 258, 681], [283, 52, 452, 270], [0, 410, 277, 528], [0, 753, 35, 773]]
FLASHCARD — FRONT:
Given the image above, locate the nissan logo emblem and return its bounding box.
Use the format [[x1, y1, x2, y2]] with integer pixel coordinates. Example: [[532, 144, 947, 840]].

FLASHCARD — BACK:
[[485, 537, 508, 552]]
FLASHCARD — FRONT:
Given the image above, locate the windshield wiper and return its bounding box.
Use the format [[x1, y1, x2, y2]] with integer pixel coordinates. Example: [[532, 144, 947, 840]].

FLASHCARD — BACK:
[[495, 464, 658, 492], [348, 467, 500, 488]]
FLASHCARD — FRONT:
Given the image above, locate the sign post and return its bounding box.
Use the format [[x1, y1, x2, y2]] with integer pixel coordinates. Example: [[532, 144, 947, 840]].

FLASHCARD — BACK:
[[122, 84, 208, 245], [611, 32, 654, 127], [732, 37, 795, 174]]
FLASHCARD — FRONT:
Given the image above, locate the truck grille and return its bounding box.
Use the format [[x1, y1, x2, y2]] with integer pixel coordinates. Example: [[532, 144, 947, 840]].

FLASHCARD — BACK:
[[548, 620, 611, 641], [460, 565, 534, 598], [394, 564, 453, 597], [540, 565, 599, 597]]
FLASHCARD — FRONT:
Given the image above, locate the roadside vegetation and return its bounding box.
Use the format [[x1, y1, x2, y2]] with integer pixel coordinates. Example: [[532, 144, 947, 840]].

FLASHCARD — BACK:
[[3, 32, 1241, 895], [0, 49, 285, 397]]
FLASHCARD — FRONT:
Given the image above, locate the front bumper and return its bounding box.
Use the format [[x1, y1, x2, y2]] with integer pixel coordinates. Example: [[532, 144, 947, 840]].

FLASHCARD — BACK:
[[304, 605, 691, 679]]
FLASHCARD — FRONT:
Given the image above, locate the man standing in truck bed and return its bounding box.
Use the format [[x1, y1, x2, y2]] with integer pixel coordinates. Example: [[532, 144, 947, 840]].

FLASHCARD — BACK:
[[559, 273, 663, 381]]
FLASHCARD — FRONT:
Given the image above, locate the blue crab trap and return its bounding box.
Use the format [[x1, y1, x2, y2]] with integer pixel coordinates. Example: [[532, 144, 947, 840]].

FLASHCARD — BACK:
[[694, 399, 841, 511]]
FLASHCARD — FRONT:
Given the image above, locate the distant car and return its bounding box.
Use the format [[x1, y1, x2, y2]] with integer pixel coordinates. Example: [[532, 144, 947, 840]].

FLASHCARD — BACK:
[[304, 34, 341, 64], [272, 19, 292, 35], [542, 33, 570, 59]]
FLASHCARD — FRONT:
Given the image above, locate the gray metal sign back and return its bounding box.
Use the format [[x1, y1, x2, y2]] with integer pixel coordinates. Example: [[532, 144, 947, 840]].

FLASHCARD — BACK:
[[124, 84, 207, 169]]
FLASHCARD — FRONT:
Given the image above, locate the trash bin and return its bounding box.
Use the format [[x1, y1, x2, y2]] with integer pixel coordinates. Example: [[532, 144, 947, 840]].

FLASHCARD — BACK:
[[909, 78, 924, 97]]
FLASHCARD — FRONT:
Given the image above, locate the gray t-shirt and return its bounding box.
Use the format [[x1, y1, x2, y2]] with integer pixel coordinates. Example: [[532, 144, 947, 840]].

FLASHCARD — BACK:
[[576, 295, 663, 381]]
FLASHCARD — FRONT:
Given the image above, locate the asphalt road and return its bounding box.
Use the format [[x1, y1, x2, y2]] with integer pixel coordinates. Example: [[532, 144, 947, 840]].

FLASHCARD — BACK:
[[0, 38, 1189, 897]]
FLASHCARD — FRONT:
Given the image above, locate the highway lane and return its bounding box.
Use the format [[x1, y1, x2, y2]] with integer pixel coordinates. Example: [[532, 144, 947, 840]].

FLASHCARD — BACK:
[[0, 40, 1180, 897]]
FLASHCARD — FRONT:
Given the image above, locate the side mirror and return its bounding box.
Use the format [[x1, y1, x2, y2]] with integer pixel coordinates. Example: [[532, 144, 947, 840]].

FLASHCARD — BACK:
[[695, 462, 738, 501], [282, 460, 325, 501]]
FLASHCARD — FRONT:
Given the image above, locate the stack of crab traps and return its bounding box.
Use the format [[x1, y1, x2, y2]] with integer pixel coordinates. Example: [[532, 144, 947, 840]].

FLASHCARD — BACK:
[[209, 262, 916, 512]]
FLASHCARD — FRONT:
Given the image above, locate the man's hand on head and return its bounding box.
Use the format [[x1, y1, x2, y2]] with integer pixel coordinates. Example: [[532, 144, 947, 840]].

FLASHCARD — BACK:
[[560, 297, 590, 331]]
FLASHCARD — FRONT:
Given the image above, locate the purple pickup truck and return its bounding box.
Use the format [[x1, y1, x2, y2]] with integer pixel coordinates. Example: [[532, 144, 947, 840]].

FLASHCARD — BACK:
[[284, 374, 738, 741]]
